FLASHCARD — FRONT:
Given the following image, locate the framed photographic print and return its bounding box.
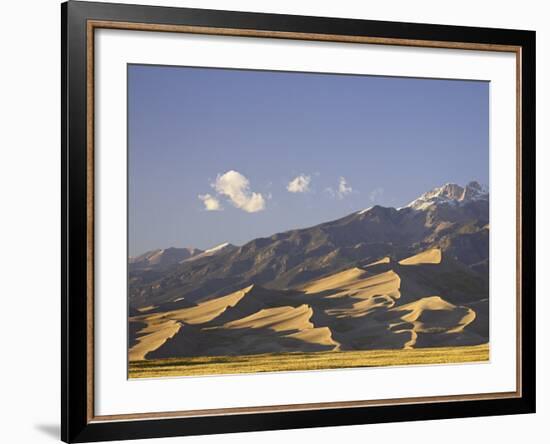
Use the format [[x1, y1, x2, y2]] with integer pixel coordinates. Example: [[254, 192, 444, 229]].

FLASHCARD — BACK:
[[61, 1, 536, 442]]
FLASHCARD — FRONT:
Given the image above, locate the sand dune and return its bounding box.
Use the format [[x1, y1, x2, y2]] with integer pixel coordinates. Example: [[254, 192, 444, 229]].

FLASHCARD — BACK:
[[285, 326, 340, 348], [326, 293, 396, 318], [206, 285, 300, 326], [129, 247, 486, 362], [128, 319, 181, 361], [365, 257, 391, 267], [143, 302, 339, 359], [129, 286, 254, 360], [145, 285, 253, 325], [302, 268, 401, 301], [322, 294, 476, 350], [130, 287, 341, 359], [222, 304, 314, 332], [400, 329, 418, 349], [389, 295, 476, 335], [398, 248, 442, 265], [301, 267, 367, 294]]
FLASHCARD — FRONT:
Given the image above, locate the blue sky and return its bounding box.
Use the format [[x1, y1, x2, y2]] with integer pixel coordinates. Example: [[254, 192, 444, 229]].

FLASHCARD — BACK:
[[128, 65, 489, 255]]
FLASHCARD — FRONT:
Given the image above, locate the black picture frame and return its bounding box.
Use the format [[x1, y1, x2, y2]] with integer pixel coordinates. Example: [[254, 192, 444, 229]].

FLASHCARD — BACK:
[[62, 1, 536, 442]]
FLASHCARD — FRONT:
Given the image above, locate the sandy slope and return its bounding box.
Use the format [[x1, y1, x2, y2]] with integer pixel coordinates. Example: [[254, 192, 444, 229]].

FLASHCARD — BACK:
[[390, 295, 474, 332], [398, 248, 442, 265], [128, 319, 181, 361], [301, 267, 368, 294], [130, 286, 341, 359], [221, 305, 314, 332], [326, 293, 396, 318], [129, 286, 253, 360], [387, 295, 476, 348], [302, 268, 401, 300], [285, 326, 340, 348], [145, 285, 253, 325], [365, 257, 390, 267], [129, 248, 487, 362]]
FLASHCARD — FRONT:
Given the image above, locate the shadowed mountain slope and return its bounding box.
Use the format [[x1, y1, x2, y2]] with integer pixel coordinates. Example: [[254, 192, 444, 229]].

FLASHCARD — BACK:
[[129, 182, 489, 309]]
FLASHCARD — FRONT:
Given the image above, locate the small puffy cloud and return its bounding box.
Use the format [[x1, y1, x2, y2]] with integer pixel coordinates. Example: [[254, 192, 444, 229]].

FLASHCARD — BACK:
[[287, 174, 311, 193], [325, 177, 353, 199], [213, 170, 266, 213], [337, 177, 353, 198], [369, 187, 384, 202], [198, 193, 222, 211]]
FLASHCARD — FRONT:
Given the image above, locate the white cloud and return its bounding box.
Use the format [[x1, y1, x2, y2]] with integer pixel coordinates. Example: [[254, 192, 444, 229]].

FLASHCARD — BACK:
[[287, 174, 311, 193], [337, 177, 353, 198], [324, 177, 353, 199], [198, 194, 222, 211], [213, 170, 266, 213], [369, 187, 384, 202]]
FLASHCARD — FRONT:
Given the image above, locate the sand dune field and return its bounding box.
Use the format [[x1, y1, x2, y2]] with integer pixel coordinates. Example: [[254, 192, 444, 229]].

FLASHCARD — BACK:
[[129, 248, 488, 376]]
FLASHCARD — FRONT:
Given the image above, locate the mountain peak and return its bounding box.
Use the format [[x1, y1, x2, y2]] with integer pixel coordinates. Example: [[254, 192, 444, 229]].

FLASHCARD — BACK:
[[406, 181, 488, 211]]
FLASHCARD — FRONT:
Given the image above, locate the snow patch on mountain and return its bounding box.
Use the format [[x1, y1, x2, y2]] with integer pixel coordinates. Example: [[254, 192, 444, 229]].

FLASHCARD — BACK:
[[357, 207, 373, 215], [204, 242, 231, 254], [406, 181, 488, 211], [183, 242, 236, 263]]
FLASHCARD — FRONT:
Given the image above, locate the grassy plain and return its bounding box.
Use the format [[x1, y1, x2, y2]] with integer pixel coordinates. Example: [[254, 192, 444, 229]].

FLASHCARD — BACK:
[[129, 343, 489, 378]]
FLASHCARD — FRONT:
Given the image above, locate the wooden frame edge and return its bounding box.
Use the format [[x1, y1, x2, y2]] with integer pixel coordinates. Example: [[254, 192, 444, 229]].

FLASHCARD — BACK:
[[89, 19, 522, 52], [85, 18, 525, 424], [91, 391, 520, 423], [86, 18, 95, 424]]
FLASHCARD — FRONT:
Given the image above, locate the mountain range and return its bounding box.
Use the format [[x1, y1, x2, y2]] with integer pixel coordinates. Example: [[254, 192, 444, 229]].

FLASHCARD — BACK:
[[129, 181, 489, 361]]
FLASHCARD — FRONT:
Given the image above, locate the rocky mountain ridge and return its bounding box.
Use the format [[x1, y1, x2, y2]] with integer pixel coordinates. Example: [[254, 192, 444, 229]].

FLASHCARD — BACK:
[[129, 182, 489, 310]]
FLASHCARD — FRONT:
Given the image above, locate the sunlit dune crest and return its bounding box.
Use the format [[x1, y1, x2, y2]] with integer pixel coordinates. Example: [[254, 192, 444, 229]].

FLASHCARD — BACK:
[[301, 267, 367, 294], [128, 319, 181, 361], [222, 304, 314, 332], [389, 295, 476, 342], [302, 268, 401, 301], [286, 327, 340, 348], [365, 257, 391, 267], [398, 248, 442, 265], [146, 285, 253, 325], [326, 293, 396, 318]]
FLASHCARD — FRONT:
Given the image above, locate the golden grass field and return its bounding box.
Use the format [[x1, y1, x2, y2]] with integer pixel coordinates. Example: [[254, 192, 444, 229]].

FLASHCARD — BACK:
[[129, 343, 489, 378]]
